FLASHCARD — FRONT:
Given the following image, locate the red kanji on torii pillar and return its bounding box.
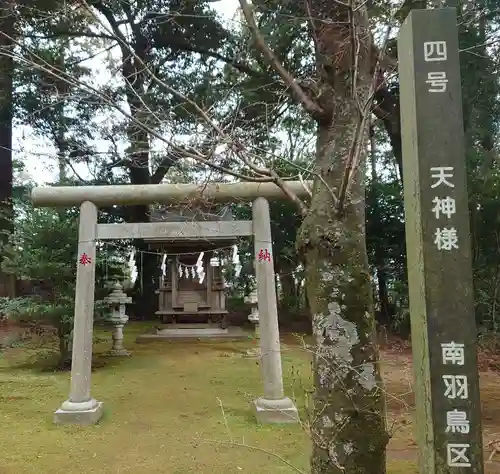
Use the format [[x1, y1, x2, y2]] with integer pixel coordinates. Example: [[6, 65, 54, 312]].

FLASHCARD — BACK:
[[258, 249, 271, 262], [79, 253, 92, 265]]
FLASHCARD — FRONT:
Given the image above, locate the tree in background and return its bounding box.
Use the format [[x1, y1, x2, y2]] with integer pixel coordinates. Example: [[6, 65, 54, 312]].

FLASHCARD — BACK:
[[0, 197, 126, 368], [371, 0, 500, 334], [0, 1, 16, 297]]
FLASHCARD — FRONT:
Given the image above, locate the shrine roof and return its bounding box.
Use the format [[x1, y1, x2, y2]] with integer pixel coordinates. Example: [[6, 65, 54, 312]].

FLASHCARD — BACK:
[[150, 204, 234, 223]]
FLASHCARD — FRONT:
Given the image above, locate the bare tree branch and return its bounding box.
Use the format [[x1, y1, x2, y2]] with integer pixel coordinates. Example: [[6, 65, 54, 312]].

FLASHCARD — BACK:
[[23, 31, 116, 41], [37, 5, 261, 78], [80, 2, 310, 214], [298, 173, 313, 198], [1, 34, 274, 184], [155, 38, 265, 78], [336, 23, 393, 213], [151, 152, 179, 184], [238, 0, 326, 121], [373, 86, 403, 180], [9, 3, 312, 215]]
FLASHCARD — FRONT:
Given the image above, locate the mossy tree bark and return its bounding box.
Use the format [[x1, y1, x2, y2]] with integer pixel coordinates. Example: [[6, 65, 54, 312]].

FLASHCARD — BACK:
[[299, 124, 389, 473], [296, 3, 389, 473]]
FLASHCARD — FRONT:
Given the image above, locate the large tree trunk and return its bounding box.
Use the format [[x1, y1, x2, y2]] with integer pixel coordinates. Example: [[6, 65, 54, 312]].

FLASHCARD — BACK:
[[127, 127, 159, 319], [0, 3, 15, 297], [55, 38, 69, 184], [279, 262, 298, 310], [369, 125, 391, 327], [89, 3, 164, 320], [299, 124, 388, 474], [297, 4, 389, 472], [121, 30, 159, 319]]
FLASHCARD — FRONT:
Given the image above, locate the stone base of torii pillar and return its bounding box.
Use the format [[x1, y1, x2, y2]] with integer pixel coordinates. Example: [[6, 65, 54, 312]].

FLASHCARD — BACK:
[[54, 399, 104, 425], [253, 397, 299, 424]]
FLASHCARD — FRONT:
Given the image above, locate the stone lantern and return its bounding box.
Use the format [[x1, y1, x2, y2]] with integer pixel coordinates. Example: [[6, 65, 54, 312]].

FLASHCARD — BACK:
[[104, 282, 132, 356], [244, 288, 260, 358]]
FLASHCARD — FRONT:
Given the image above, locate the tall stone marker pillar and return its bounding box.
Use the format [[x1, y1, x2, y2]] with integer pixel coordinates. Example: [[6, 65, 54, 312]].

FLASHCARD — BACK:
[[398, 8, 484, 473], [252, 197, 299, 424], [54, 201, 104, 425]]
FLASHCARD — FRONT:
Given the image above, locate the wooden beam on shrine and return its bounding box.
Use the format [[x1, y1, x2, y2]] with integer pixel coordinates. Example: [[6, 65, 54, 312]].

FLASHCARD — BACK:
[[31, 180, 312, 207], [96, 220, 254, 240]]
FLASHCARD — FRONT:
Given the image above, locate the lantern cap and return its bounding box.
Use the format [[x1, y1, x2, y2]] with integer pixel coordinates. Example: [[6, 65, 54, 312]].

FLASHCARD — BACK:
[[103, 282, 132, 304]]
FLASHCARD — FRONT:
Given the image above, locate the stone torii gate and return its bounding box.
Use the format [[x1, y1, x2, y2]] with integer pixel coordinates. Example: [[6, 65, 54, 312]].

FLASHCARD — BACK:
[[31, 181, 309, 426]]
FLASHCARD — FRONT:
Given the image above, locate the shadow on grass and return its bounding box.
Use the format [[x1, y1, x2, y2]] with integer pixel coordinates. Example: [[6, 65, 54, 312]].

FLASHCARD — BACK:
[[0, 321, 288, 375], [0, 332, 253, 376], [205, 344, 249, 356], [3, 347, 135, 373], [0, 335, 162, 374]]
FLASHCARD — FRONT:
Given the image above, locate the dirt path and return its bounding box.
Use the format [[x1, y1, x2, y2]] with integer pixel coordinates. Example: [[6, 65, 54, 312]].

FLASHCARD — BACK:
[[0, 322, 25, 347]]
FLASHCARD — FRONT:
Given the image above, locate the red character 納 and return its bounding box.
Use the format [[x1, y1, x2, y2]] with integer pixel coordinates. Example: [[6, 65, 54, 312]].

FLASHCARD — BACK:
[[258, 249, 271, 262]]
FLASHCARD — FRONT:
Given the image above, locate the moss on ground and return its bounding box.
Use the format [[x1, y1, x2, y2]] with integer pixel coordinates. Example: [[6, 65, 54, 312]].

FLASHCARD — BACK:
[[0, 322, 416, 473], [387, 460, 418, 473]]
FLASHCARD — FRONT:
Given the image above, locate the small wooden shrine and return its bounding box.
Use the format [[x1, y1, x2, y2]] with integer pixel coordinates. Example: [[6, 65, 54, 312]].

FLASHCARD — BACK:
[[145, 204, 237, 329]]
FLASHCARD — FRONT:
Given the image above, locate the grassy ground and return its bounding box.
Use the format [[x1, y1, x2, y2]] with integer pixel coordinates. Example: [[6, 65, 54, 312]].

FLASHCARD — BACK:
[[0, 321, 476, 474]]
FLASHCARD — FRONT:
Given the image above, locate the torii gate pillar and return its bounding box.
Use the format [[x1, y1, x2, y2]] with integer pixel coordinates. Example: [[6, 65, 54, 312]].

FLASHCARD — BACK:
[[252, 197, 299, 423], [54, 201, 103, 424]]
